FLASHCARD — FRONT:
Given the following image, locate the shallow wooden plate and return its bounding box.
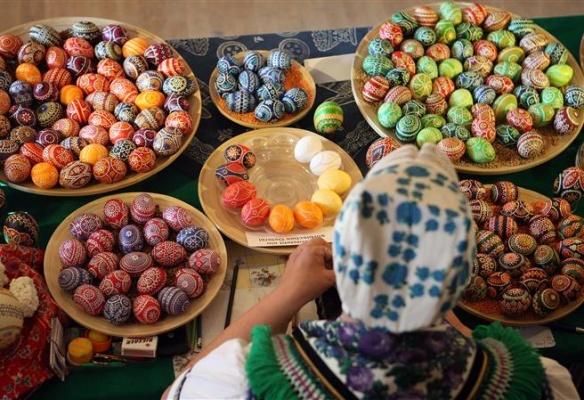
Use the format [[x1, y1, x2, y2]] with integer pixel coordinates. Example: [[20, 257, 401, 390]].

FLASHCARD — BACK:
[[198, 127, 363, 255], [44, 192, 227, 337], [351, 3, 584, 175], [0, 17, 202, 196], [458, 185, 584, 326], [209, 50, 316, 128]]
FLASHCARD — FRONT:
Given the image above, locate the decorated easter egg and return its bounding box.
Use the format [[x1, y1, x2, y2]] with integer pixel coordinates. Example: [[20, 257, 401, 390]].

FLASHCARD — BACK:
[[267, 50, 292, 71], [281, 88, 308, 114], [293, 201, 323, 229], [476, 229, 505, 257], [153, 127, 183, 157], [558, 237, 584, 259], [500, 287, 531, 317], [175, 269, 204, 298], [485, 215, 518, 240], [553, 106, 579, 135], [366, 136, 400, 169], [362, 76, 389, 102], [224, 144, 256, 170], [466, 137, 495, 164], [99, 270, 132, 297], [162, 206, 193, 232], [214, 72, 237, 96], [133, 128, 157, 148], [531, 288, 560, 317], [74, 284, 105, 316], [553, 167, 584, 206], [437, 137, 466, 161], [58, 238, 88, 268], [459, 179, 488, 200], [378, 21, 403, 47], [518, 268, 549, 295], [69, 212, 103, 241], [224, 91, 256, 113], [565, 85, 584, 108], [377, 102, 403, 129], [87, 251, 119, 280], [396, 114, 421, 142], [158, 286, 190, 316], [188, 248, 221, 275], [516, 131, 544, 159], [491, 181, 518, 204], [368, 37, 394, 56], [403, 99, 427, 118], [103, 198, 129, 229], [132, 294, 161, 324], [486, 271, 512, 299], [176, 226, 209, 253], [241, 198, 271, 227], [136, 267, 167, 296], [238, 70, 260, 93], [4, 154, 31, 183], [528, 215, 557, 244], [130, 193, 156, 224], [473, 253, 497, 279], [110, 139, 137, 163], [313, 101, 343, 134], [162, 75, 196, 97], [561, 258, 584, 283], [258, 66, 285, 85], [254, 99, 285, 122], [462, 275, 487, 302], [143, 217, 170, 246], [128, 147, 157, 173], [120, 251, 153, 277], [103, 294, 132, 325], [310, 150, 342, 176], [136, 70, 165, 92], [533, 244, 560, 275], [558, 214, 584, 239], [501, 200, 533, 223], [550, 274, 581, 303], [151, 240, 187, 267], [30, 24, 61, 47], [86, 229, 116, 257], [58, 267, 93, 292], [118, 224, 145, 254], [215, 161, 249, 187], [267, 204, 295, 234], [93, 157, 127, 184], [221, 181, 257, 209], [469, 199, 493, 224], [4, 211, 39, 246]]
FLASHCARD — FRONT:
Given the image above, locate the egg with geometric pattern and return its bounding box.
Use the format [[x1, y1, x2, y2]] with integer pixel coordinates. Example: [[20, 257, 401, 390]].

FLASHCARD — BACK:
[[3, 211, 39, 246]]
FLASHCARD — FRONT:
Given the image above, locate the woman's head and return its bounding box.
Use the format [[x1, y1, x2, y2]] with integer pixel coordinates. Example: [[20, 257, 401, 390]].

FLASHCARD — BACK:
[[333, 143, 476, 333]]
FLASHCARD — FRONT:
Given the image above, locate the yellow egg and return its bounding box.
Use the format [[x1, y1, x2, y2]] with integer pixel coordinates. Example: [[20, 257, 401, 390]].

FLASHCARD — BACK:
[[317, 169, 352, 195], [135, 90, 166, 110], [311, 189, 343, 216], [79, 143, 109, 165], [268, 204, 295, 233]]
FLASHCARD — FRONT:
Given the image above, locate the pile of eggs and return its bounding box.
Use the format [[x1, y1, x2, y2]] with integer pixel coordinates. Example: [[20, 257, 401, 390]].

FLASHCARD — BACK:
[[358, 2, 584, 165], [459, 179, 583, 318], [216, 137, 352, 233], [57, 193, 220, 325], [214, 50, 310, 123], [0, 20, 196, 190]]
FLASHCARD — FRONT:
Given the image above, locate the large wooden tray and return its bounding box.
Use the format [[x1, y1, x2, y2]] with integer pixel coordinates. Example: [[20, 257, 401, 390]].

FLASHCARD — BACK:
[[209, 50, 316, 128], [0, 17, 202, 196], [198, 128, 363, 255], [458, 185, 584, 326], [44, 193, 227, 337], [351, 3, 584, 175]]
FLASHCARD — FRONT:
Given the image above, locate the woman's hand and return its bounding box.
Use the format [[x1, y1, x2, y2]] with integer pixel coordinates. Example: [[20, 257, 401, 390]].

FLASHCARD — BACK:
[[275, 238, 336, 308]]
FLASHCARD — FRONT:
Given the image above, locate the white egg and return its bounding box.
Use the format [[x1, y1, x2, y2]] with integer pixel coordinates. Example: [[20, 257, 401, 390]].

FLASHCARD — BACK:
[[294, 135, 323, 163], [310, 150, 342, 176]]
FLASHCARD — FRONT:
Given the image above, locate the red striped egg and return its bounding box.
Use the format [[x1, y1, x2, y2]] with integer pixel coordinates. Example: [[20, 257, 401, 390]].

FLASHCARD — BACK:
[[362, 76, 389, 102], [437, 137, 465, 161]]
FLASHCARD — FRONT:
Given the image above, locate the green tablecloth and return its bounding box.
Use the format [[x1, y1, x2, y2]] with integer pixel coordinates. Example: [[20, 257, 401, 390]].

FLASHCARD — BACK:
[[16, 14, 584, 400]]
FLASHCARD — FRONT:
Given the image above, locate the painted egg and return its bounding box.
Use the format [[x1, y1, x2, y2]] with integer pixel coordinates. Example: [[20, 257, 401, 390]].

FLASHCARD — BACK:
[[130, 193, 156, 224], [561, 258, 584, 283], [500, 287, 531, 317], [498, 252, 527, 279], [103, 294, 132, 325], [437, 137, 466, 161], [486, 271, 512, 299], [128, 147, 157, 173], [133, 294, 161, 324], [53, 117, 81, 137], [396, 114, 422, 142], [237, 70, 260, 93], [553, 106, 579, 135], [517, 131, 544, 159], [76, 73, 109, 95], [73, 284, 105, 316], [508, 18, 537, 39], [505, 108, 532, 133], [4, 154, 31, 183], [42, 143, 73, 169], [158, 286, 189, 316], [109, 119, 138, 143], [10, 126, 37, 145], [241, 198, 271, 227], [93, 156, 128, 183], [484, 215, 518, 240], [500, 200, 533, 223], [293, 201, 324, 229], [144, 43, 174, 66], [362, 76, 389, 103], [59, 84, 84, 105], [17, 41, 45, 66], [215, 72, 237, 95], [473, 85, 496, 104], [362, 54, 394, 77], [310, 150, 342, 176], [0, 139, 20, 162], [378, 21, 403, 48], [519, 268, 549, 295], [175, 268, 204, 298], [118, 224, 145, 254], [143, 217, 170, 246], [99, 270, 132, 297], [3, 211, 39, 246], [217, 55, 242, 76], [153, 126, 183, 156], [224, 90, 256, 113], [459, 179, 488, 200], [9, 104, 36, 126], [552, 167, 584, 206], [135, 70, 165, 93], [266, 50, 292, 71], [471, 119, 496, 143], [550, 274, 581, 303], [86, 229, 116, 257], [533, 244, 560, 275], [158, 57, 187, 77], [254, 99, 285, 122], [30, 24, 61, 47], [565, 85, 584, 108], [102, 24, 129, 45], [116, 102, 141, 123], [377, 102, 403, 129], [215, 161, 249, 187], [176, 226, 209, 252], [476, 229, 504, 257], [529, 215, 557, 244], [558, 214, 584, 239], [469, 199, 493, 224], [165, 110, 193, 135], [268, 204, 295, 233], [94, 41, 123, 61], [366, 136, 400, 169], [537, 197, 571, 223], [151, 240, 187, 267], [223, 144, 256, 170], [58, 267, 93, 292], [401, 39, 425, 59], [103, 198, 129, 229], [79, 143, 109, 165], [162, 206, 193, 232], [36, 128, 62, 146], [122, 37, 149, 58], [313, 101, 343, 134], [258, 66, 285, 85], [120, 251, 153, 277], [109, 77, 138, 103], [221, 180, 257, 209], [71, 21, 100, 43], [69, 212, 103, 241], [490, 181, 518, 204], [257, 82, 287, 102], [473, 253, 497, 278], [162, 75, 196, 97], [58, 238, 87, 268], [133, 128, 157, 148], [87, 251, 119, 280], [531, 288, 560, 317], [66, 55, 94, 78], [463, 275, 487, 302], [109, 139, 137, 163], [0, 34, 23, 59], [136, 267, 167, 296], [60, 137, 88, 157], [558, 237, 584, 259]]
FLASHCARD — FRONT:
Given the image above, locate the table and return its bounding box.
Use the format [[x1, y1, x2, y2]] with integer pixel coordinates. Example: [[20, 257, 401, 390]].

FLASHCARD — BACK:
[[14, 14, 584, 399]]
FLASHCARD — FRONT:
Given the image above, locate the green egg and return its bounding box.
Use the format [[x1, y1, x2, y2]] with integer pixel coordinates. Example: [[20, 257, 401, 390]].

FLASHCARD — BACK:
[[377, 102, 402, 128], [497, 46, 525, 63], [493, 61, 522, 82], [416, 127, 443, 147], [487, 30, 516, 49], [435, 20, 457, 45], [546, 64, 574, 87], [362, 54, 394, 77], [492, 93, 518, 122], [541, 87, 564, 109], [421, 114, 446, 129], [449, 89, 474, 108], [528, 103, 555, 127], [395, 114, 421, 142], [438, 58, 463, 79], [447, 106, 473, 126], [439, 2, 462, 24], [313, 101, 343, 134], [416, 56, 438, 79], [466, 137, 496, 163]]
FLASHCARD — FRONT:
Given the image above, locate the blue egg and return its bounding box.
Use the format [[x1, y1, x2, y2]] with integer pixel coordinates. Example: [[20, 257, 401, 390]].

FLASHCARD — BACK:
[[368, 37, 393, 56], [238, 70, 260, 93], [455, 71, 483, 91], [215, 72, 238, 96], [225, 90, 257, 113], [176, 226, 209, 252], [217, 55, 242, 76], [258, 66, 285, 84], [473, 85, 496, 105], [267, 50, 292, 71], [118, 224, 144, 254], [282, 88, 308, 113], [104, 294, 132, 325], [256, 82, 285, 102], [243, 51, 265, 72], [58, 267, 93, 292], [254, 99, 285, 122]]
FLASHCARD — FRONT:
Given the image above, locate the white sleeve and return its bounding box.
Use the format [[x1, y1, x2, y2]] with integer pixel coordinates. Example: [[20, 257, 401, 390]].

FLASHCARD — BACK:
[[541, 356, 581, 400], [166, 339, 251, 400]]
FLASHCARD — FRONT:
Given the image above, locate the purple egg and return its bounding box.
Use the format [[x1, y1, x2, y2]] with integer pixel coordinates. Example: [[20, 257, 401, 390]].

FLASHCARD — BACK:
[[58, 266, 93, 292], [118, 224, 145, 254], [176, 226, 209, 252], [69, 212, 103, 241], [157, 286, 189, 315], [103, 294, 132, 325]]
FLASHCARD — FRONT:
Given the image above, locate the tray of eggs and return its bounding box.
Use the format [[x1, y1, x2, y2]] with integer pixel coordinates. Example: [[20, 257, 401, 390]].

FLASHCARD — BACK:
[[209, 49, 316, 128], [44, 192, 227, 337], [351, 2, 584, 175], [198, 128, 363, 255], [457, 179, 584, 326], [0, 17, 202, 196]]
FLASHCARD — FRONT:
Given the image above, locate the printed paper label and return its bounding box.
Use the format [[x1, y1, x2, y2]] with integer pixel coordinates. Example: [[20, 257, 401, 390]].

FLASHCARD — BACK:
[[245, 226, 334, 247]]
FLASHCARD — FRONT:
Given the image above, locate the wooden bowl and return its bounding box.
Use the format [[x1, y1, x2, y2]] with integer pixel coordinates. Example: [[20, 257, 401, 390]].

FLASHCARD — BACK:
[[44, 192, 227, 337], [458, 185, 584, 326], [198, 127, 362, 255], [351, 3, 584, 175], [0, 17, 202, 196], [209, 50, 316, 128]]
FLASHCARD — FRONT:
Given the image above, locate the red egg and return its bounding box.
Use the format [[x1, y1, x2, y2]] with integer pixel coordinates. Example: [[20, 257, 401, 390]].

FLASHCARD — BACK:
[[4, 154, 31, 183], [131, 193, 156, 224], [390, 51, 416, 77], [143, 217, 170, 246], [74, 284, 105, 316], [45, 46, 68, 69], [188, 248, 221, 275], [151, 240, 187, 267], [103, 198, 130, 229], [133, 294, 161, 324], [66, 99, 92, 124], [437, 137, 466, 161], [109, 121, 135, 144], [128, 147, 157, 173], [165, 111, 193, 135], [99, 270, 132, 297], [471, 119, 496, 143], [431, 76, 455, 99], [96, 58, 124, 80], [59, 237, 88, 268], [241, 198, 271, 227], [120, 251, 154, 277], [43, 67, 72, 89], [506, 108, 533, 133], [92, 156, 127, 184], [413, 5, 438, 27], [87, 251, 120, 280], [175, 268, 204, 298], [462, 3, 488, 25], [362, 76, 390, 103], [20, 142, 45, 164], [136, 267, 167, 295], [378, 21, 403, 47], [77, 73, 110, 95], [221, 181, 257, 209], [63, 37, 94, 58], [88, 110, 117, 130], [69, 212, 103, 240], [85, 229, 116, 257], [42, 144, 74, 169]]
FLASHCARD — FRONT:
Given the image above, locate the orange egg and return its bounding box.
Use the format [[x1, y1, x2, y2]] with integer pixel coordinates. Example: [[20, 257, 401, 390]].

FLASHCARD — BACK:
[[135, 90, 166, 110], [122, 38, 149, 58], [52, 117, 81, 138], [15, 62, 42, 85], [109, 77, 139, 103], [293, 201, 324, 229], [60, 85, 85, 105], [0, 89, 10, 115], [30, 162, 59, 189], [79, 143, 109, 165], [268, 204, 295, 233]]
